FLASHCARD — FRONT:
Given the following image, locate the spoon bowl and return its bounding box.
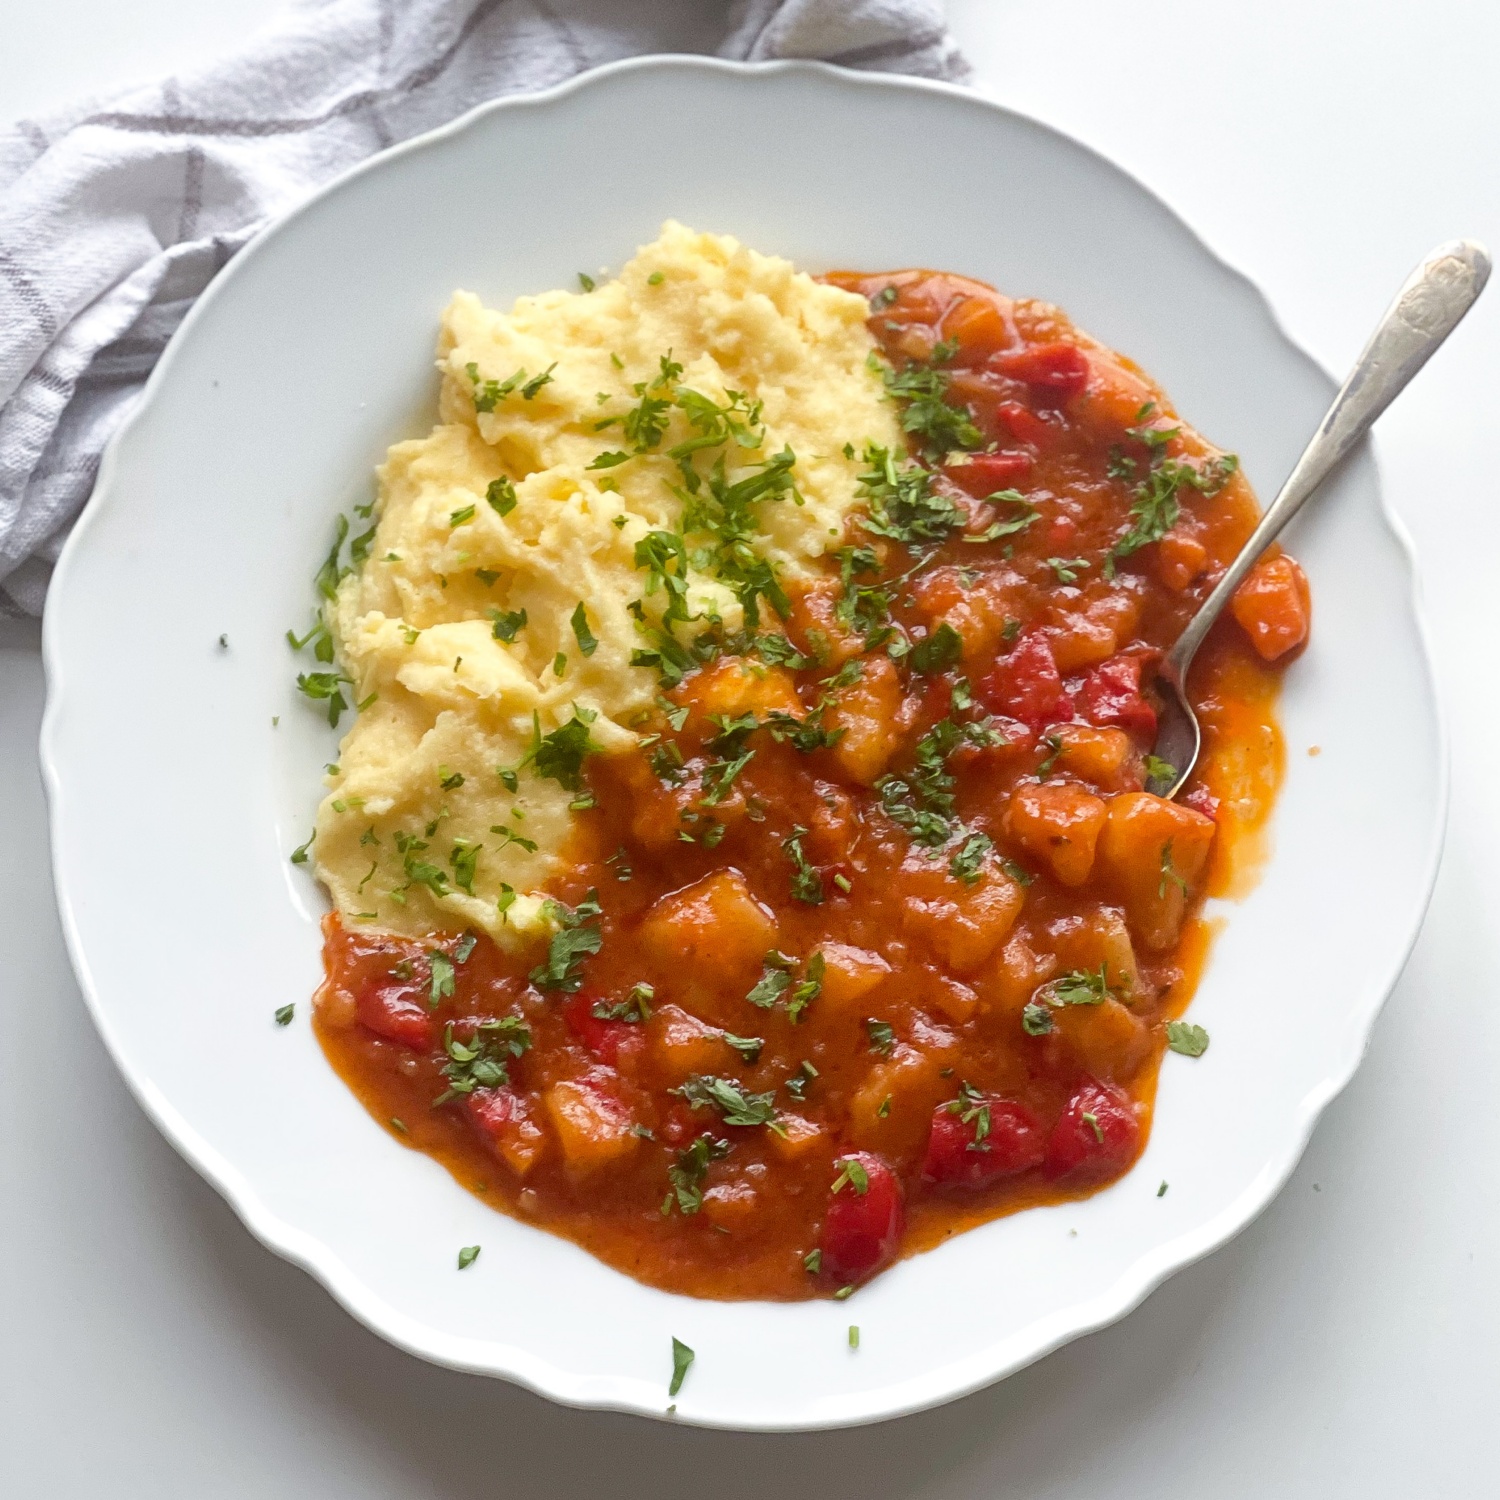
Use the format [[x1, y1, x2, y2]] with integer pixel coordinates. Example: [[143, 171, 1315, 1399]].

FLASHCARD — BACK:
[[1150, 239, 1490, 797]]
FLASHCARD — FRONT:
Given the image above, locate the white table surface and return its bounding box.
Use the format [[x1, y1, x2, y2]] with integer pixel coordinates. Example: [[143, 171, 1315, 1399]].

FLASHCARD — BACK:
[[4, 2, 1497, 1493]]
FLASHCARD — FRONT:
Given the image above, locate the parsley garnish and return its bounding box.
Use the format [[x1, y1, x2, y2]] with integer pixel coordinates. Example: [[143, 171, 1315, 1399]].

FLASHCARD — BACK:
[[674, 1075, 782, 1131], [593, 983, 653, 1023], [880, 362, 983, 458], [570, 601, 598, 657], [529, 891, 603, 992], [487, 477, 517, 516], [1159, 840, 1190, 898], [1142, 753, 1177, 792], [857, 442, 963, 545], [1166, 1020, 1210, 1056], [782, 825, 824, 905], [521, 709, 599, 792], [948, 831, 994, 885], [946, 1081, 992, 1150], [274, 1004, 294, 1026], [910, 622, 963, 675], [296, 670, 352, 727], [1044, 556, 1088, 584], [458, 1245, 481, 1269], [831, 1158, 870, 1195], [746, 954, 794, 1009], [450, 504, 476, 527], [428, 951, 456, 1005], [489, 607, 527, 642], [433, 1017, 530, 1105], [787, 952, 825, 1023], [866, 1018, 896, 1056], [668, 1336, 694, 1397], [665, 1132, 731, 1215]]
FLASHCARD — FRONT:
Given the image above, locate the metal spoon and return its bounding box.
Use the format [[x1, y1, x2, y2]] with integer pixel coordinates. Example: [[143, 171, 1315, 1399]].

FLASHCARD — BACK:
[[1151, 239, 1491, 799]]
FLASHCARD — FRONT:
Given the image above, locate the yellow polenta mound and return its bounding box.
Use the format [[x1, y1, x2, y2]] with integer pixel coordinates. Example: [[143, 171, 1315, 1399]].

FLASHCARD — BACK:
[[312, 222, 901, 944]]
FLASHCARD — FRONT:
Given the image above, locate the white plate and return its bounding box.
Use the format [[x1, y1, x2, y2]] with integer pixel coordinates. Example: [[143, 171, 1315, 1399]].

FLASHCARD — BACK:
[[40, 57, 1444, 1430]]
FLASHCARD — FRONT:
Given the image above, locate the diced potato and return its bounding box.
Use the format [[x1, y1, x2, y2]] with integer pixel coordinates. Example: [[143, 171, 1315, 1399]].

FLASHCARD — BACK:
[[818, 942, 891, 1013], [1081, 349, 1159, 427], [702, 1178, 760, 1229], [847, 1043, 945, 1154], [1053, 724, 1132, 788], [1051, 996, 1151, 1083], [1084, 586, 1144, 644], [768, 1112, 824, 1161], [648, 1003, 736, 1083], [922, 974, 979, 1024], [1157, 531, 1208, 592], [900, 861, 1026, 974], [786, 579, 864, 665], [679, 656, 803, 720], [1044, 908, 1143, 999], [827, 653, 907, 785], [1231, 553, 1311, 661], [804, 782, 858, 864], [544, 1074, 640, 1175], [910, 565, 1024, 665], [637, 870, 778, 985], [979, 936, 1058, 1022], [1005, 781, 1109, 886], [1047, 614, 1117, 673], [1096, 792, 1216, 950], [941, 292, 1014, 360]]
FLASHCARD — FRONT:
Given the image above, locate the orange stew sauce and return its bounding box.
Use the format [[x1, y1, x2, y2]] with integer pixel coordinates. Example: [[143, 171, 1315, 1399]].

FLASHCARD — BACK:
[[315, 269, 1309, 1300]]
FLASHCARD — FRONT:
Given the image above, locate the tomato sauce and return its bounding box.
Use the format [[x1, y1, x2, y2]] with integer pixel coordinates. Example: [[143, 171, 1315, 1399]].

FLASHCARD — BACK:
[[314, 268, 1308, 1300]]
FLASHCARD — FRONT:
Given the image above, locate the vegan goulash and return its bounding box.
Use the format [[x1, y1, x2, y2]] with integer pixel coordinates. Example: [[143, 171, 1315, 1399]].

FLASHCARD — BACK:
[[292, 225, 1309, 1300]]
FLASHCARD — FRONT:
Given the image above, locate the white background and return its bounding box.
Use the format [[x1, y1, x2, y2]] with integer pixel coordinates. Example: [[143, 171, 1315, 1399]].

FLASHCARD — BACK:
[[2, 2, 1496, 1493]]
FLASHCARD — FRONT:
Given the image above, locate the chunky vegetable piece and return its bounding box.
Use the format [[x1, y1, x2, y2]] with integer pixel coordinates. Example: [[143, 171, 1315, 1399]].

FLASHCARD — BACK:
[[312, 265, 1304, 1301]]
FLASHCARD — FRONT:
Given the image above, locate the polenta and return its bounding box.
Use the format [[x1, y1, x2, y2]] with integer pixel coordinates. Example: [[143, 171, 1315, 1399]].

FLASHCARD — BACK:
[[309, 223, 901, 943]]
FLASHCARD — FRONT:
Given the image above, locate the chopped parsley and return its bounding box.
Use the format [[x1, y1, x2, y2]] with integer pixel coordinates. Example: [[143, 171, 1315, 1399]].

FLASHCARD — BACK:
[[673, 1075, 782, 1132], [486, 477, 517, 516], [570, 601, 598, 657], [521, 708, 599, 792], [449, 504, 476, 527], [1044, 556, 1088, 584], [1159, 840, 1190, 898], [529, 891, 603, 992], [296, 669, 352, 727], [1166, 1020, 1210, 1057], [782, 825, 824, 905], [665, 1132, 731, 1215], [427, 951, 456, 1005], [857, 442, 963, 545], [593, 983, 653, 1023], [946, 1081, 992, 1150], [909, 621, 963, 674], [831, 1158, 870, 1196], [1142, 753, 1177, 792], [432, 1016, 531, 1106], [274, 1004, 294, 1026], [668, 1336, 694, 1397], [457, 1245, 481, 1269], [1107, 406, 1238, 571], [880, 362, 983, 459], [948, 831, 994, 885], [866, 1018, 896, 1056], [489, 607, 527, 642], [787, 952, 825, 1023], [746, 954, 794, 1009]]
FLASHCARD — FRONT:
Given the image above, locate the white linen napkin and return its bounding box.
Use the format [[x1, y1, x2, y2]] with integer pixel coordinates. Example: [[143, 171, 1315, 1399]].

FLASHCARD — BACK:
[[0, 0, 967, 615]]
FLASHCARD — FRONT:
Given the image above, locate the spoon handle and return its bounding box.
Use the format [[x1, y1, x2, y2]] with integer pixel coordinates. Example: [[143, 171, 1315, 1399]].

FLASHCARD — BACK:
[[1162, 238, 1490, 685]]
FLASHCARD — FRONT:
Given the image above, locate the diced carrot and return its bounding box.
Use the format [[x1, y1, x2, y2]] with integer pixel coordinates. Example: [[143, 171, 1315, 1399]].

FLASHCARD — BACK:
[[940, 294, 1013, 362], [637, 871, 778, 987], [1157, 532, 1208, 592], [544, 1071, 640, 1176], [1005, 782, 1109, 886], [1231, 554, 1310, 661], [827, 653, 907, 785], [1096, 792, 1216, 950]]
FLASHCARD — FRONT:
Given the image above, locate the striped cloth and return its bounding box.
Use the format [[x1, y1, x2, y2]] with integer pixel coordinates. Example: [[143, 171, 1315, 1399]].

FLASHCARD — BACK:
[[0, 0, 967, 615]]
